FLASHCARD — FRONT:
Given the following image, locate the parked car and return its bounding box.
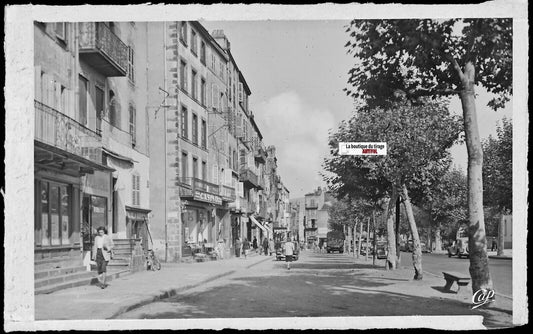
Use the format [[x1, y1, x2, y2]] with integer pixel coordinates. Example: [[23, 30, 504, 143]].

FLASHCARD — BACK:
[[448, 226, 469, 258], [326, 230, 345, 253], [376, 241, 387, 259], [399, 240, 407, 252]]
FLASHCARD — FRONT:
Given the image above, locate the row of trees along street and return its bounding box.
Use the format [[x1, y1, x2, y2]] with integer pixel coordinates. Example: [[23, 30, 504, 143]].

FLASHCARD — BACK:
[[322, 19, 512, 295]]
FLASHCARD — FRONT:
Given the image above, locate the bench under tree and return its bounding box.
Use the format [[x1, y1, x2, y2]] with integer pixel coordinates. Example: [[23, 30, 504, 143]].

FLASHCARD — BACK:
[[442, 271, 471, 293]]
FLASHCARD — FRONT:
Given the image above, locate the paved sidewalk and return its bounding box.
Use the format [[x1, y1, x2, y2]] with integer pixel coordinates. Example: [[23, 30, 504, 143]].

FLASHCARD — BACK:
[[341, 254, 513, 328], [488, 249, 512, 260], [35, 253, 272, 320]]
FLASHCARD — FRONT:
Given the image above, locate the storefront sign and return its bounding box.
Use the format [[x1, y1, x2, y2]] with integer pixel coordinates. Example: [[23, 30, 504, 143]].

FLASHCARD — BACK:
[[193, 190, 223, 205]]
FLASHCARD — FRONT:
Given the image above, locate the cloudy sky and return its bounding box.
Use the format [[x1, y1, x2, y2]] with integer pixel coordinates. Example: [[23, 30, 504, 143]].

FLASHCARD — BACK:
[[201, 20, 513, 199]]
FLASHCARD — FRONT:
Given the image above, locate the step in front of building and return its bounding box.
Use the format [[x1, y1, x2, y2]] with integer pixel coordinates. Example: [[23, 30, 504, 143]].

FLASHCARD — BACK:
[[35, 268, 132, 295], [35, 256, 82, 272], [35, 265, 87, 281]]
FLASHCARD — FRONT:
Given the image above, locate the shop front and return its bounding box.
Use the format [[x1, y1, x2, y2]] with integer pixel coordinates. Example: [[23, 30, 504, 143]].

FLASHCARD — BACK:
[[180, 188, 223, 257], [81, 169, 113, 268], [34, 143, 113, 270]]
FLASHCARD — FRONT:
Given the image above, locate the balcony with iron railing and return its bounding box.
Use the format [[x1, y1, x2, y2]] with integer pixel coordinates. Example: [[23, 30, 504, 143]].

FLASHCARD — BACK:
[[79, 22, 128, 77], [239, 167, 259, 189], [178, 177, 220, 196], [34, 100, 102, 163]]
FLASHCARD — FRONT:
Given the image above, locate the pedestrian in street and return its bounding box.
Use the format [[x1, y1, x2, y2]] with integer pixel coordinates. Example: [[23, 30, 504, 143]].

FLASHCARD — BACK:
[[243, 238, 250, 259], [284, 239, 295, 270], [491, 237, 498, 251], [262, 237, 269, 256], [253, 237, 258, 253], [269, 238, 275, 256], [92, 226, 114, 289], [235, 238, 242, 258]]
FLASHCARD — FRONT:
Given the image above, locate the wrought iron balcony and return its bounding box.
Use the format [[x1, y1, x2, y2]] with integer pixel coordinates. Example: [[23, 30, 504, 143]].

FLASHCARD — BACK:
[[178, 177, 220, 195], [79, 22, 128, 77], [34, 100, 102, 163], [239, 167, 259, 188]]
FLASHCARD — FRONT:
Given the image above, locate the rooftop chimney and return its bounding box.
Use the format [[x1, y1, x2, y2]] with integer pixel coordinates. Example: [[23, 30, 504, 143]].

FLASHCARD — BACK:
[[211, 29, 230, 51]]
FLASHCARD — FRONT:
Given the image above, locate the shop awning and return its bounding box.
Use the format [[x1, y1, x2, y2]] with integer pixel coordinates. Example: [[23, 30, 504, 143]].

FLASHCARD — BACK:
[[102, 147, 138, 166], [250, 215, 267, 233]]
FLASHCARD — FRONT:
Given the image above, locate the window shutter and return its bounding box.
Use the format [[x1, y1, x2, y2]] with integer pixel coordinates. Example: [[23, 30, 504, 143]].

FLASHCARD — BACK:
[[225, 169, 232, 186], [184, 65, 188, 92], [238, 182, 244, 197], [212, 84, 219, 110], [132, 174, 136, 205], [238, 83, 243, 102], [213, 164, 218, 184]]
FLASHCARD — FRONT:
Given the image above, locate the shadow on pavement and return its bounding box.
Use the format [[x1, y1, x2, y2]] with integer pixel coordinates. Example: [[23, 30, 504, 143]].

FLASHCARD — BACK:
[[431, 286, 459, 294], [122, 266, 512, 328]]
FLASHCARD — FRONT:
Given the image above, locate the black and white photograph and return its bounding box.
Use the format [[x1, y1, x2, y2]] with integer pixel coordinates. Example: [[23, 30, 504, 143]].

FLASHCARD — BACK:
[[4, 2, 528, 331]]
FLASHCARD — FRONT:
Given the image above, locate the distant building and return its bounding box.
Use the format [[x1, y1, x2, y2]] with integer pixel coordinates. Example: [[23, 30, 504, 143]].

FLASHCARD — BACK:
[[303, 187, 334, 247]]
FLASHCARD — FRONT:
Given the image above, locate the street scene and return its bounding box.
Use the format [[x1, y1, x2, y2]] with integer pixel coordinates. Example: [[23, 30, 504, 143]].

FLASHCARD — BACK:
[[3, 3, 528, 332]]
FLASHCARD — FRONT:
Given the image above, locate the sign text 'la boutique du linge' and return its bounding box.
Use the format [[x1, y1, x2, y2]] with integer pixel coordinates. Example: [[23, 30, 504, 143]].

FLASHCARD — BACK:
[[338, 142, 387, 156]]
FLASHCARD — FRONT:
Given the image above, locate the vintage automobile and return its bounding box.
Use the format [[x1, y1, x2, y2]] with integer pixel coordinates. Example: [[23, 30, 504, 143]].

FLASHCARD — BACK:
[[326, 230, 345, 253], [376, 241, 387, 259], [405, 240, 431, 253], [448, 226, 469, 258]]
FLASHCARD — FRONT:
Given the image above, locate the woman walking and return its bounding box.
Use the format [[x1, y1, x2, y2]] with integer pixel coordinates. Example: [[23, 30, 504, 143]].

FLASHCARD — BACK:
[[235, 238, 242, 258], [92, 226, 114, 289], [242, 238, 250, 259]]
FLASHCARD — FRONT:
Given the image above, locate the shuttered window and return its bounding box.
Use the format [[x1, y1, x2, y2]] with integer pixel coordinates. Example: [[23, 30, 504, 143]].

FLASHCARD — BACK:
[[132, 174, 140, 206]]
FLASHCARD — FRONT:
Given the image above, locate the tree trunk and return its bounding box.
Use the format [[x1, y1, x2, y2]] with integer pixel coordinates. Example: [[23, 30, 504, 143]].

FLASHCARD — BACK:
[[435, 221, 443, 253], [428, 204, 433, 252], [352, 224, 356, 257], [372, 209, 376, 266], [357, 220, 362, 259], [385, 187, 399, 270], [497, 214, 505, 256], [402, 184, 423, 280], [459, 61, 493, 293], [365, 217, 370, 261], [344, 224, 348, 254], [395, 196, 401, 268]]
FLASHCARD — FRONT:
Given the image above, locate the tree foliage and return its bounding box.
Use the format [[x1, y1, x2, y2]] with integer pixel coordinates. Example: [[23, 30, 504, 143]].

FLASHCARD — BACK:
[[482, 117, 512, 213], [324, 98, 463, 191], [344, 19, 512, 110]]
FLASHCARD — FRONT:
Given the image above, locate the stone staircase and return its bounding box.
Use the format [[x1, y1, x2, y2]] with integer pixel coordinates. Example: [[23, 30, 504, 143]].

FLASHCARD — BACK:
[[34, 241, 138, 295], [34, 256, 95, 295], [109, 238, 146, 272], [108, 239, 134, 269]]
